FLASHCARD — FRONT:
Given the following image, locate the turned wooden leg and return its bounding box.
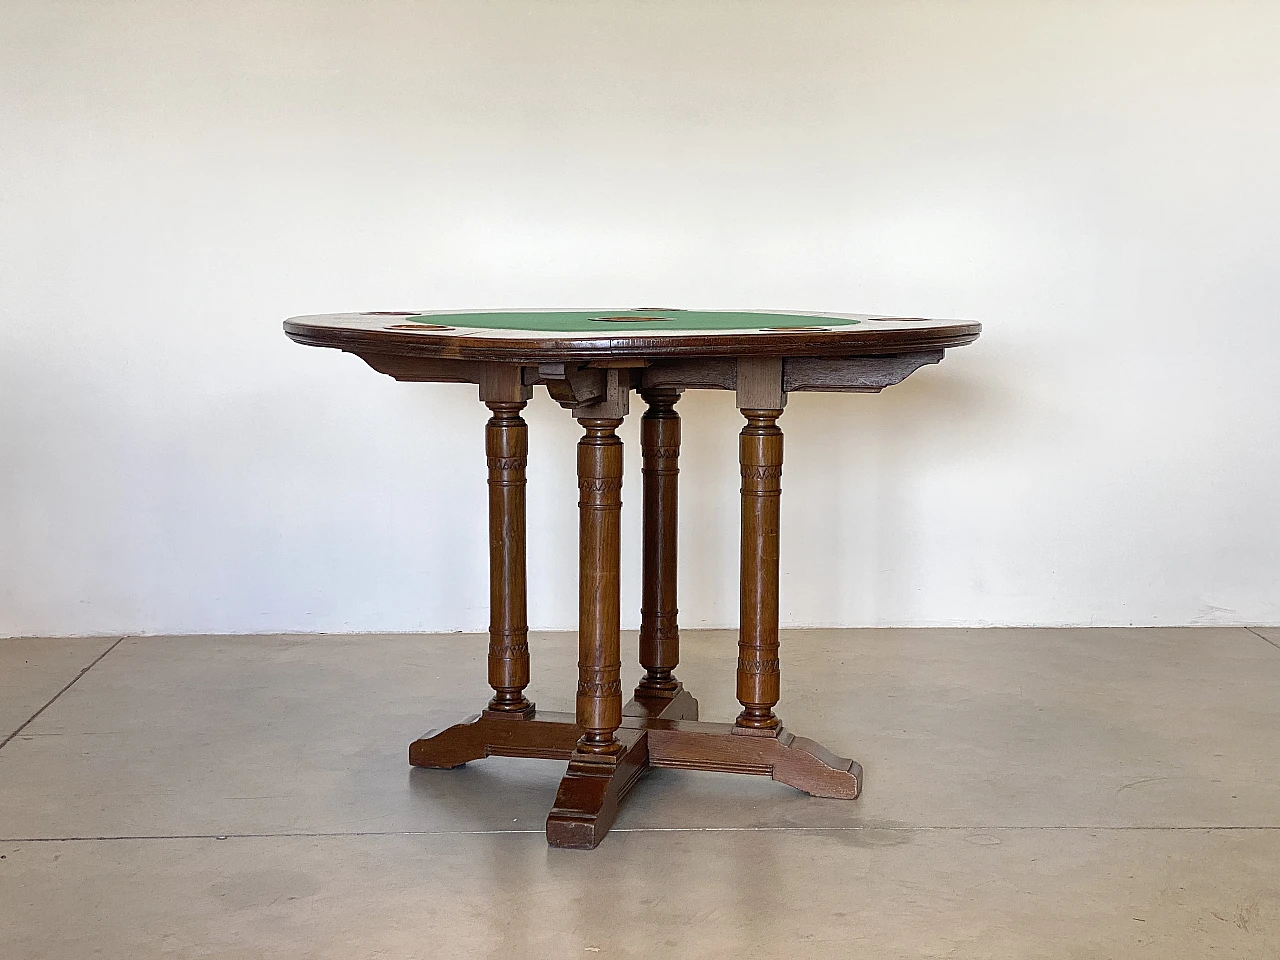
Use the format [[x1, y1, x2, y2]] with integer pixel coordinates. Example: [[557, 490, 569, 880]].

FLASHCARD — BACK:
[[549, 394, 651, 848], [736, 406, 784, 733], [637, 388, 681, 697], [410, 368, 536, 768], [626, 388, 699, 722], [571, 415, 626, 754], [483, 399, 534, 718]]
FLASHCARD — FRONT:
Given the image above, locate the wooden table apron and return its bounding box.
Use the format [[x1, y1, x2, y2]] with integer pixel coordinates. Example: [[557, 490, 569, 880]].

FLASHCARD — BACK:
[[284, 310, 981, 849]]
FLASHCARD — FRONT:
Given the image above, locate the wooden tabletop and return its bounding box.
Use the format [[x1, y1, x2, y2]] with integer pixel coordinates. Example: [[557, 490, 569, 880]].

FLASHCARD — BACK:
[[283, 309, 981, 362]]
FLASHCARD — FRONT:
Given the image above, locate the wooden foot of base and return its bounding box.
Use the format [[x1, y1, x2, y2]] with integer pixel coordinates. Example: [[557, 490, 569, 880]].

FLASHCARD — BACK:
[[408, 711, 579, 768], [545, 729, 650, 849], [622, 684, 699, 722], [645, 721, 862, 799]]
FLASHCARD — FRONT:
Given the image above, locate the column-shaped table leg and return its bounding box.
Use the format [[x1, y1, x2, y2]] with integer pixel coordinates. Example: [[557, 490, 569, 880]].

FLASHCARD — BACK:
[[548, 393, 649, 849], [627, 388, 699, 721], [574, 415, 626, 754], [483, 399, 535, 718], [410, 368, 540, 767], [736, 406, 784, 733]]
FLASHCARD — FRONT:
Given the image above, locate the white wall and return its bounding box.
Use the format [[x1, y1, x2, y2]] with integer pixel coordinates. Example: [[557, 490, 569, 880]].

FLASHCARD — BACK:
[[3, 0, 1279, 637]]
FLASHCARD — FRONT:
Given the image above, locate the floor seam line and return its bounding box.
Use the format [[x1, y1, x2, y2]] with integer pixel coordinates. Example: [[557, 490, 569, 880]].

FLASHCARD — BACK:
[[5, 825, 1280, 842], [1245, 626, 1280, 651], [0, 635, 128, 752]]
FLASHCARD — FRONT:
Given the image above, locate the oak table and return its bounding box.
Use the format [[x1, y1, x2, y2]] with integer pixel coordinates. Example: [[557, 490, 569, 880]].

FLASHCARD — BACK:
[[284, 308, 980, 848]]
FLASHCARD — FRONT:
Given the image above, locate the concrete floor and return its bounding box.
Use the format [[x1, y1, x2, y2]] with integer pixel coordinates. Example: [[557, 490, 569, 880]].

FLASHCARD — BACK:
[[2, 628, 1279, 958]]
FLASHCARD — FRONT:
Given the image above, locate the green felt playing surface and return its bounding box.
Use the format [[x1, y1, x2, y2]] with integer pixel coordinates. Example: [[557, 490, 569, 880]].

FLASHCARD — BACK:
[[403, 310, 860, 333]]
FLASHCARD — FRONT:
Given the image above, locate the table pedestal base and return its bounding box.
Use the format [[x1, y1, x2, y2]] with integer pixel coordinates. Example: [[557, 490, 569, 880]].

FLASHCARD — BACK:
[[409, 690, 861, 849]]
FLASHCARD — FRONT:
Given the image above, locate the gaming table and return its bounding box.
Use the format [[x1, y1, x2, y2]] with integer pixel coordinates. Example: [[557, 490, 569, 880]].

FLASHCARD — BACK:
[[284, 308, 980, 848]]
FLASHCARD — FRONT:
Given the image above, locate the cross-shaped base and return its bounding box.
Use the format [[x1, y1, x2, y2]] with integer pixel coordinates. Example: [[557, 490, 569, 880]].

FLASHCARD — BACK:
[[410, 688, 861, 849]]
